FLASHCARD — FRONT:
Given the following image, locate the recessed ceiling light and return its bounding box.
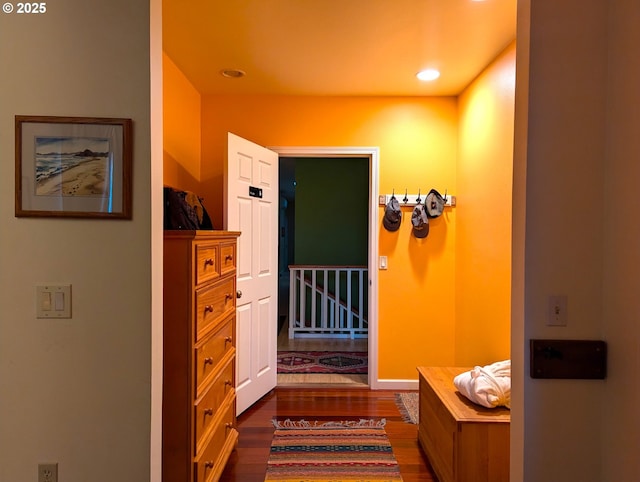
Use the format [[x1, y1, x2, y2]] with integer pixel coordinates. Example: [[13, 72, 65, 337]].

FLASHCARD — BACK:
[[416, 69, 441, 82], [220, 69, 246, 79]]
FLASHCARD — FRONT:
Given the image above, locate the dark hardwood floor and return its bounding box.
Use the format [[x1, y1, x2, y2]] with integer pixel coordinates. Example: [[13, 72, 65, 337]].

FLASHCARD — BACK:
[[219, 386, 438, 481]]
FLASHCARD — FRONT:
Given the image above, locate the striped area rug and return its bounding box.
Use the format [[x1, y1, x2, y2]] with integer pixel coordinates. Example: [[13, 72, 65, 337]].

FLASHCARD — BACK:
[[265, 419, 403, 481]]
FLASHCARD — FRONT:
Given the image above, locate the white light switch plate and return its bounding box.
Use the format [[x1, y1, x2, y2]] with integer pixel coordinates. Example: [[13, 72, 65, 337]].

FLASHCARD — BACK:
[[547, 295, 567, 326], [379, 256, 388, 270], [37, 284, 72, 319]]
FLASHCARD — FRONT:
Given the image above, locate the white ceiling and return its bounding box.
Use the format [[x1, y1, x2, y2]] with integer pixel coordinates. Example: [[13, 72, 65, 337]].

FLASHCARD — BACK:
[[162, 0, 517, 97]]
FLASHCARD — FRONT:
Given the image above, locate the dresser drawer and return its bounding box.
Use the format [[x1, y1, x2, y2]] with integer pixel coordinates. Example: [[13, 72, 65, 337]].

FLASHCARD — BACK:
[[194, 355, 235, 453], [194, 317, 234, 395], [195, 277, 235, 340], [195, 242, 220, 286], [219, 242, 236, 277], [194, 399, 236, 482]]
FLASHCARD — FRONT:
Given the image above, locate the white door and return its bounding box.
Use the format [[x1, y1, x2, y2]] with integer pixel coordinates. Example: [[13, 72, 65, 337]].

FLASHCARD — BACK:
[[225, 132, 278, 415]]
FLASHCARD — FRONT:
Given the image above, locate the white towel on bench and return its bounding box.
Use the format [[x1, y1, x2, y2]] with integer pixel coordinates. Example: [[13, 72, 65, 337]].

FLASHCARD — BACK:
[[453, 360, 511, 409]]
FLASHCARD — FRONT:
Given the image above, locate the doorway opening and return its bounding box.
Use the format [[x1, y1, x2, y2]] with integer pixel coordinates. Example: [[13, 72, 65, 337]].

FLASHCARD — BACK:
[[270, 146, 380, 388]]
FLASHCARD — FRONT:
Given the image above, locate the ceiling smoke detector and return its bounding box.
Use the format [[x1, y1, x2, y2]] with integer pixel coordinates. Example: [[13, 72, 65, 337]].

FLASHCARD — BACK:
[[220, 69, 246, 79]]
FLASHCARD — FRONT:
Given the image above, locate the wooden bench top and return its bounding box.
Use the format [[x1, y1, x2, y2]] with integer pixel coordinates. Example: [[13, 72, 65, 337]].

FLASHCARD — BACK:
[[417, 366, 511, 423]]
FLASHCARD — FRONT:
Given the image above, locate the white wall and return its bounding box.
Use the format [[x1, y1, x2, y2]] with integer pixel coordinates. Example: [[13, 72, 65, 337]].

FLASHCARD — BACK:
[[523, 1, 607, 479], [0, 1, 161, 481], [516, 1, 640, 481]]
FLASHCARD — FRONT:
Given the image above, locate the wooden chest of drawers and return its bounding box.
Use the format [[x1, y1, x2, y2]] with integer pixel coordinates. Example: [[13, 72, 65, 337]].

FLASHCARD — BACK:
[[417, 367, 510, 482], [163, 231, 240, 482]]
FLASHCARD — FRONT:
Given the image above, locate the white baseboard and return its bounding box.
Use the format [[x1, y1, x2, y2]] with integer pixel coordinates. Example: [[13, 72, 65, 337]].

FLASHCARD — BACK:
[[370, 379, 419, 391]]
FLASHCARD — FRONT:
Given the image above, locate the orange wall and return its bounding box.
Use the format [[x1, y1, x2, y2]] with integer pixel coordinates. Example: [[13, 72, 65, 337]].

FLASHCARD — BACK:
[[456, 42, 515, 365], [162, 53, 516, 380], [201, 95, 459, 378], [163, 52, 202, 193]]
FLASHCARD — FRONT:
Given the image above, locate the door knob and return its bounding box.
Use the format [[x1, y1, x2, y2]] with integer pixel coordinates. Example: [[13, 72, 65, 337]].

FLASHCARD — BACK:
[[236, 290, 242, 298]]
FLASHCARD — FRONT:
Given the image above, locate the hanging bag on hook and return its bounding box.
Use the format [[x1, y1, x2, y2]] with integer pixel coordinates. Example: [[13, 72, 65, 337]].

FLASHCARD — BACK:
[[425, 189, 446, 218]]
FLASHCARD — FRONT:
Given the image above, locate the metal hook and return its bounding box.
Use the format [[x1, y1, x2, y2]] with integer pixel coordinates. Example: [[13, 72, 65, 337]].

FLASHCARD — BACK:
[[402, 189, 409, 204], [391, 188, 396, 200], [416, 189, 422, 204]]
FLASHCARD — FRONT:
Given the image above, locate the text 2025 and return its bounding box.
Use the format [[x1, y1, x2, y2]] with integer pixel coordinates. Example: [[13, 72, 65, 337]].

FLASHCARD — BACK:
[[17, 2, 46, 13]]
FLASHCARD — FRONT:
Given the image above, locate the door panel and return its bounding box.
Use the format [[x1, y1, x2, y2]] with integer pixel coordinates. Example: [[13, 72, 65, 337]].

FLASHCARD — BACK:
[[258, 201, 271, 274], [256, 298, 271, 374], [237, 200, 252, 278], [225, 132, 278, 415], [235, 304, 252, 388]]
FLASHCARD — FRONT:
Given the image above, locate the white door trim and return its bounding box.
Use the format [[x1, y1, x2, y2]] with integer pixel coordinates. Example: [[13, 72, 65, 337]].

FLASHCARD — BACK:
[[269, 146, 380, 389]]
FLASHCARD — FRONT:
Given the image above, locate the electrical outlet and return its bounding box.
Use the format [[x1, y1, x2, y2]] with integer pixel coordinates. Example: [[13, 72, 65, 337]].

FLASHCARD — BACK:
[[38, 463, 58, 482]]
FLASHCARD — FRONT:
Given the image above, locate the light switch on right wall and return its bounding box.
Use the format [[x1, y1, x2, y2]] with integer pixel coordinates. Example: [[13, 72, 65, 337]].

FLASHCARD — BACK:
[[547, 295, 568, 326]]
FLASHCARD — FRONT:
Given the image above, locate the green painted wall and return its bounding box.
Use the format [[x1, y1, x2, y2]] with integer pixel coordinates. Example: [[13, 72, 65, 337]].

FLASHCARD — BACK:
[[294, 157, 368, 265]]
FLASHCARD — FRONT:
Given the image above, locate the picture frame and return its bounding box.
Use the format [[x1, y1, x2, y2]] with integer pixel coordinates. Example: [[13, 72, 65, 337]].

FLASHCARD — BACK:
[[15, 115, 133, 219]]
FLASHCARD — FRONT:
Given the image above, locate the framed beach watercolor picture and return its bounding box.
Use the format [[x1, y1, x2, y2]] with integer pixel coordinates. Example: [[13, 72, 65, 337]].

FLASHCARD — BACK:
[[15, 115, 133, 219]]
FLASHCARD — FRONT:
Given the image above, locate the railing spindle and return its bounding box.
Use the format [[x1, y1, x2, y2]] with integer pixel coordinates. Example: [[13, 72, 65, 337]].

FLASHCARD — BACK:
[[322, 269, 328, 330], [311, 269, 318, 328], [336, 271, 340, 329], [288, 268, 296, 339], [347, 269, 353, 338], [359, 269, 364, 330], [298, 268, 304, 334]]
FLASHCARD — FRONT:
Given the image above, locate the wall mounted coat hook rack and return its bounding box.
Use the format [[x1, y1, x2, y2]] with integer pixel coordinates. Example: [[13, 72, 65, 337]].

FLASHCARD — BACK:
[[380, 190, 457, 207]]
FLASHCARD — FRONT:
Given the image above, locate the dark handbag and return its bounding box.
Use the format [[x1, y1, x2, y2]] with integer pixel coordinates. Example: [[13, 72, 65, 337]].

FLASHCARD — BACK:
[[163, 187, 213, 230]]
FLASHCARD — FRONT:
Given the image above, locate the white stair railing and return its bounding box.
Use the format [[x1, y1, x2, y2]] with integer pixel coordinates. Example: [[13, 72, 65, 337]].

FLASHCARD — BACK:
[[288, 265, 368, 339]]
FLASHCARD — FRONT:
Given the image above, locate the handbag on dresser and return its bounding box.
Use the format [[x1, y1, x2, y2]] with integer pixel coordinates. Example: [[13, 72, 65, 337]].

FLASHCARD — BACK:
[[163, 186, 213, 230]]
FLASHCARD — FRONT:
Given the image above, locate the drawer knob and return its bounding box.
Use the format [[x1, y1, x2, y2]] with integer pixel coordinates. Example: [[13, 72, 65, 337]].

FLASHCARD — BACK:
[[224, 379, 232, 387], [225, 293, 232, 301], [204, 305, 214, 313], [204, 258, 214, 266], [204, 357, 214, 365], [225, 254, 233, 261], [224, 336, 232, 343], [225, 422, 234, 429], [204, 461, 214, 469], [236, 290, 242, 299], [204, 408, 213, 416]]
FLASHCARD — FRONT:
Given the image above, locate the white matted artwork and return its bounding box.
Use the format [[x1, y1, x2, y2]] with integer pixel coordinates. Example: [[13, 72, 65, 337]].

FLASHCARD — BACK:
[[15, 115, 132, 219]]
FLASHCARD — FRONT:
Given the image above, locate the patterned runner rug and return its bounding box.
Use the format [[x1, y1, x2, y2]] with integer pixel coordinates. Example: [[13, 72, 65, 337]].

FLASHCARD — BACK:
[[277, 351, 368, 374], [266, 419, 403, 481], [394, 392, 419, 424]]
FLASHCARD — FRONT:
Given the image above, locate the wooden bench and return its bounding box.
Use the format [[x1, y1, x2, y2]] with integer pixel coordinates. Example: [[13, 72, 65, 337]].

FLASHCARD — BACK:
[[417, 367, 510, 482]]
